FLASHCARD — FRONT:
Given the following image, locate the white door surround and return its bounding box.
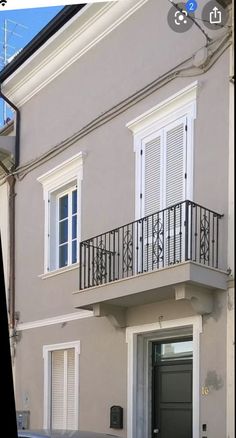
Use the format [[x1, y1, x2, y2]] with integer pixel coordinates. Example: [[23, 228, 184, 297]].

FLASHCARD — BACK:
[[126, 315, 202, 438]]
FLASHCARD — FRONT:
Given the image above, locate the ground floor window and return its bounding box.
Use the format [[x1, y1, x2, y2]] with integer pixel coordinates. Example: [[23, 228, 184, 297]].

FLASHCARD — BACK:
[[43, 341, 80, 430]]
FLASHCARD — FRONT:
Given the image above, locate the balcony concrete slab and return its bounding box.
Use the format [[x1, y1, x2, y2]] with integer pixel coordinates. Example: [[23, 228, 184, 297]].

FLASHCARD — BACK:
[[73, 261, 228, 310]]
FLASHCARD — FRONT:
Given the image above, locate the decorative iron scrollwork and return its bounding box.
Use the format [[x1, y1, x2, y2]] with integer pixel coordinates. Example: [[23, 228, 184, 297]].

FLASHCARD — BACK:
[[93, 239, 107, 285], [79, 201, 222, 290], [153, 217, 164, 265], [200, 214, 209, 262], [123, 229, 133, 273]]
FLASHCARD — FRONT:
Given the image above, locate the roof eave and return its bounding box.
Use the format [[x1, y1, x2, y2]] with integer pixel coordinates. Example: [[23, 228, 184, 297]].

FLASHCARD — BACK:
[[0, 4, 87, 83]]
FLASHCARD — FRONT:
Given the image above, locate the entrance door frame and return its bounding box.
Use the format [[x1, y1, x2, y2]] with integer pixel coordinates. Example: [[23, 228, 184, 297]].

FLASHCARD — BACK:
[[126, 316, 202, 438]]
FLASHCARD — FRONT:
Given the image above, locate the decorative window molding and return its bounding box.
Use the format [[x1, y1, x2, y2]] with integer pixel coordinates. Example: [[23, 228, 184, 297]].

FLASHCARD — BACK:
[[38, 152, 85, 193], [38, 152, 85, 273], [126, 81, 197, 136], [43, 340, 80, 430], [126, 82, 197, 221]]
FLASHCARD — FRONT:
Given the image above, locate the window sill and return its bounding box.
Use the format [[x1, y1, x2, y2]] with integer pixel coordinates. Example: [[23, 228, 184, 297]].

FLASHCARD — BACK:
[[39, 262, 80, 280]]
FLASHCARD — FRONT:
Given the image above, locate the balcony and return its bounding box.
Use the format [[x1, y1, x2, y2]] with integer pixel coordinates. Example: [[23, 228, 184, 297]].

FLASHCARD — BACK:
[[73, 200, 228, 323]]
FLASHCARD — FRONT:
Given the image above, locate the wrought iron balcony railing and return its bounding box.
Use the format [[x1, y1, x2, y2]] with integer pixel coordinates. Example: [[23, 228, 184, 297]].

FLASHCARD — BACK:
[[79, 200, 223, 290]]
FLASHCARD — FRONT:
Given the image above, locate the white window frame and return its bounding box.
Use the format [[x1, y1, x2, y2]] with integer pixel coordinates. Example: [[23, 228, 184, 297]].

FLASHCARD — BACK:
[[56, 185, 78, 269], [126, 315, 202, 438], [126, 81, 197, 220], [38, 152, 85, 273], [43, 340, 80, 430]]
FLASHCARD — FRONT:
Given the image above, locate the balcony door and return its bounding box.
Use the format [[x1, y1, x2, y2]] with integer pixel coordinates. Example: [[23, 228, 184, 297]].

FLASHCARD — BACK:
[[139, 116, 188, 268]]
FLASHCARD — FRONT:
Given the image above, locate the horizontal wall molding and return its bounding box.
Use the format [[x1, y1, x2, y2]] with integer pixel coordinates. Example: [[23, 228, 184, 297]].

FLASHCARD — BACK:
[[17, 310, 92, 331]]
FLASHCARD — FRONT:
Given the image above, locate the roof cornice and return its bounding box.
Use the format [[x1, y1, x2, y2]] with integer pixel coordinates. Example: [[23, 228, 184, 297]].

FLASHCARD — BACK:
[[1, 0, 148, 107], [0, 5, 86, 83]]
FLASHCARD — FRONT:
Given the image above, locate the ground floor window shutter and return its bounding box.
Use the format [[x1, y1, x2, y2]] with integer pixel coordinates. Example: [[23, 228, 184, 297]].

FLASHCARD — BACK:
[[67, 349, 76, 429], [51, 348, 76, 430]]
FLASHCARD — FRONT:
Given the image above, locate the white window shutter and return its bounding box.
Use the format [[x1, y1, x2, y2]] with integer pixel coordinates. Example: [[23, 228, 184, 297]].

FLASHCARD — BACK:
[[143, 134, 162, 217], [142, 133, 162, 271], [51, 350, 65, 429], [164, 117, 187, 264], [66, 349, 76, 429], [135, 100, 192, 271], [51, 348, 76, 430], [165, 118, 186, 207]]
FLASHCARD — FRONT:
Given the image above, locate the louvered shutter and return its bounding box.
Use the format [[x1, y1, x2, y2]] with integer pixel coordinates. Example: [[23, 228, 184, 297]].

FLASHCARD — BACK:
[[143, 134, 162, 216], [143, 133, 162, 270], [140, 117, 187, 270], [164, 117, 186, 264], [165, 118, 186, 207], [51, 350, 64, 429], [66, 349, 76, 429], [51, 349, 76, 430]]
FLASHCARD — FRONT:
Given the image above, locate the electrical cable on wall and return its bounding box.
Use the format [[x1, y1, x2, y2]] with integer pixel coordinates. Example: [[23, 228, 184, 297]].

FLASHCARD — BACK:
[[0, 30, 232, 185]]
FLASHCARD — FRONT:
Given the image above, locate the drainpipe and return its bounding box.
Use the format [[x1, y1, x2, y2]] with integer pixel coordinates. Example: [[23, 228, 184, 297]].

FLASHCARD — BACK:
[[0, 87, 20, 365]]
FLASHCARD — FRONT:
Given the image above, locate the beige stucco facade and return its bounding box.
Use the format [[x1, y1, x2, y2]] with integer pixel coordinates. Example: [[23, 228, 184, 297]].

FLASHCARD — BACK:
[[0, 182, 9, 291], [0, 0, 234, 437]]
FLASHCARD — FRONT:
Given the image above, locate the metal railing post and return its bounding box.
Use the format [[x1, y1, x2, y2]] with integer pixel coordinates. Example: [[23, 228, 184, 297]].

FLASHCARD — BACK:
[[185, 201, 189, 261], [79, 242, 82, 290]]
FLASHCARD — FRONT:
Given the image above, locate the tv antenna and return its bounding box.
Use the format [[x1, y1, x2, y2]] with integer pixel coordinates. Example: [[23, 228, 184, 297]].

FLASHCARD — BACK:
[[0, 19, 28, 125]]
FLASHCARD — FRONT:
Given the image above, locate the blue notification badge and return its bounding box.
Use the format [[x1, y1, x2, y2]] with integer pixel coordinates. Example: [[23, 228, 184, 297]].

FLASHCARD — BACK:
[[185, 0, 198, 13]]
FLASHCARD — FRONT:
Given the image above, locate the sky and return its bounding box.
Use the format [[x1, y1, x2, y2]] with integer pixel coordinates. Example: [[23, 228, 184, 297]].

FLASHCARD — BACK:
[[0, 5, 64, 126]]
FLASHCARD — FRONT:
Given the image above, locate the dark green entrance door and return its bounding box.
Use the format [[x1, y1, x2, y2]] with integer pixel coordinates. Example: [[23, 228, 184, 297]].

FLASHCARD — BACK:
[[152, 340, 193, 438]]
